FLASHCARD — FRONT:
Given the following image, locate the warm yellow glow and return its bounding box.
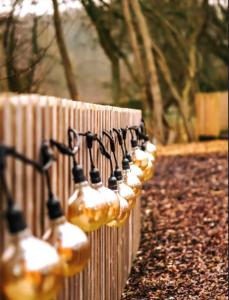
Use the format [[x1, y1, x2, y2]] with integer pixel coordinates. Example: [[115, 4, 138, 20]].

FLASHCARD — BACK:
[[129, 162, 144, 183], [92, 183, 120, 223], [123, 170, 142, 203], [145, 141, 157, 158], [68, 181, 109, 232], [1, 229, 62, 300], [43, 217, 90, 277], [117, 180, 136, 210], [107, 191, 130, 227], [132, 147, 148, 171]]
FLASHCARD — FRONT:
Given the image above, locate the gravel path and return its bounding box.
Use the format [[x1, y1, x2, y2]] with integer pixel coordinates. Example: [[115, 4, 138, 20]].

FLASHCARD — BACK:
[[121, 152, 228, 300]]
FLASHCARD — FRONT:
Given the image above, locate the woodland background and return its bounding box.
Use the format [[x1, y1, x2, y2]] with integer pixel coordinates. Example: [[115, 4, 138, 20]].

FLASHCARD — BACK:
[[0, 0, 228, 143]]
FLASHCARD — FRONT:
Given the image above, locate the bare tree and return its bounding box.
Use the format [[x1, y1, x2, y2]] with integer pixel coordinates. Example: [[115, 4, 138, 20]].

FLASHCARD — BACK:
[[52, 0, 78, 100], [129, 0, 165, 143], [140, 0, 210, 141]]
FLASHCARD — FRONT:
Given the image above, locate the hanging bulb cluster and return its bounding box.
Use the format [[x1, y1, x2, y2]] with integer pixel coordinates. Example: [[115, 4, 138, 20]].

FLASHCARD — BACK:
[[97, 134, 130, 228], [0, 119, 157, 299], [111, 129, 142, 207], [86, 133, 120, 224], [140, 119, 157, 158], [121, 128, 144, 184], [40, 138, 90, 277], [128, 126, 155, 182], [0, 146, 62, 300], [68, 132, 110, 232]]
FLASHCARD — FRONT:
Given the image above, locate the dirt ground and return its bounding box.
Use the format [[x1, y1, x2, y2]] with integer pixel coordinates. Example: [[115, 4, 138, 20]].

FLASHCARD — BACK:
[[121, 145, 228, 300]]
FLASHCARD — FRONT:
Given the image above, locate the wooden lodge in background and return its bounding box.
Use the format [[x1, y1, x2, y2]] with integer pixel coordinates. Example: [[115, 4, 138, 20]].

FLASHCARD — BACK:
[[195, 92, 228, 140]]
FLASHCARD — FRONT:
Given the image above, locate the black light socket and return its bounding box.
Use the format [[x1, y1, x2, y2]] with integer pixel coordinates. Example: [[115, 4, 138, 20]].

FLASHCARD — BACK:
[[108, 175, 118, 190], [131, 139, 138, 148], [114, 167, 123, 181], [126, 153, 132, 163], [122, 157, 130, 170], [72, 164, 86, 183], [47, 195, 64, 220], [90, 167, 101, 184], [141, 143, 146, 151], [144, 134, 149, 141], [6, 206, 27, 234]]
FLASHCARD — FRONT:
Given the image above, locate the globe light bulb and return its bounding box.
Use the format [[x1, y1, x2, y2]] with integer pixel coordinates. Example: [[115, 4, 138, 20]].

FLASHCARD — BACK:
[[143, 151, 155, 181], [68, 164, 109, 232], [106, 176, 130, 228], [129, 161, 144, 183], [125, 153, 144, 183], [43, 197, 90, 277], [114, 168, 136, 209], [145, 140, 157, 158], [131, 142, 148, 172], [1, 207, 62, 300], [121, 158, 142, 204], [123, 169, 142, 200], [90, 168, 120, 224]]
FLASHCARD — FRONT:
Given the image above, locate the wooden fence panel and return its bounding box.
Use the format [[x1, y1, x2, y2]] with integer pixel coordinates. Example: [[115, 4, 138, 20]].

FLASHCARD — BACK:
[[195, 91, 228, 137], [0, 94, 142, 300]]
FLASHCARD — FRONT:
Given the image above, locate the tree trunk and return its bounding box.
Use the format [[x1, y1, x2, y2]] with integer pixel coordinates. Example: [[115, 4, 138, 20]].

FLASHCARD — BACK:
[[111, 58, 121, 106], [52, 0, 78, 100], [129, 0, 165, 143], [122, 0, 149, 114], [177, 100, 194, 142], [122, 0, 144, 82], [152, 41, 195, 142]]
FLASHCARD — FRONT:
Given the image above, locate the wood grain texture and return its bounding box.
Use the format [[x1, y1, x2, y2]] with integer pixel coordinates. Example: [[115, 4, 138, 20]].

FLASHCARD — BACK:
[[0, 94, 142, 300], [195, 92, 228, 137]]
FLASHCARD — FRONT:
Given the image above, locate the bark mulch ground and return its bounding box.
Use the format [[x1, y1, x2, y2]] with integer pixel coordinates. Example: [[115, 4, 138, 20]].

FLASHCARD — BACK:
[[121, 152, 228, 300]]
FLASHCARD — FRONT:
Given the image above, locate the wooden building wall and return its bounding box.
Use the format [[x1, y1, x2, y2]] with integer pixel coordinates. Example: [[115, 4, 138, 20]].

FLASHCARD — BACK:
[[195, 91, 228, 137]]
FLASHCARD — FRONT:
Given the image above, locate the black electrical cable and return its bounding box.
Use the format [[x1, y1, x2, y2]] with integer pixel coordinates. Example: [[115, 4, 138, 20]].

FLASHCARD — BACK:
[[102, 130, 119, 169], [0, 144, 43, 233], [96, 135, 114, 177]]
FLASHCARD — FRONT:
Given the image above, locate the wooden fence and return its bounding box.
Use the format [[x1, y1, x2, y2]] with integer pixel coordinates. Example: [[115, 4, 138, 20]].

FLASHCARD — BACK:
[[195, 91, 228, 137], [0, 94, 142, 300]]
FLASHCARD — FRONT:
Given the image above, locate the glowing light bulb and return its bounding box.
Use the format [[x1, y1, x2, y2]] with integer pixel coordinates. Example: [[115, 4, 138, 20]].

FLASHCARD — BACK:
[[120, 158, 142, 204], [90, 168, 120, 224], [132, 146, 148, 171], [67, 164, 109, 232], [43, 216, 90, 277], [118, 180, 136, 209], [145, 140, 157, 158], [123, 169, 142, 201], [106, 176, 130, 227], [92, 182, 120, 223], [114, 168, 136, 209], [129, 161, 144, 183], [143, 151, 155, 181], [68, 181, 109, 232], [1, 228, 62, 300]]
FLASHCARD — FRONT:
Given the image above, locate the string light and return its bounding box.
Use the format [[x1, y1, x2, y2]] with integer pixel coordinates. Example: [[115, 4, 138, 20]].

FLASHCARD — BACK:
[[0, 120, 156, 298], [40, 141, 90, 277], [85, 132, 120, 224], [67, 130, 109, 232], [97, 134, 130, 227], [140, 119, 157, 159], [112, 129, 142, 206], [121, 128, 144, 183], [129, 127, 154, 182], [128, 127, 148, 172], [106, 174, 130, 228], [0, 145, 62, 300]]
